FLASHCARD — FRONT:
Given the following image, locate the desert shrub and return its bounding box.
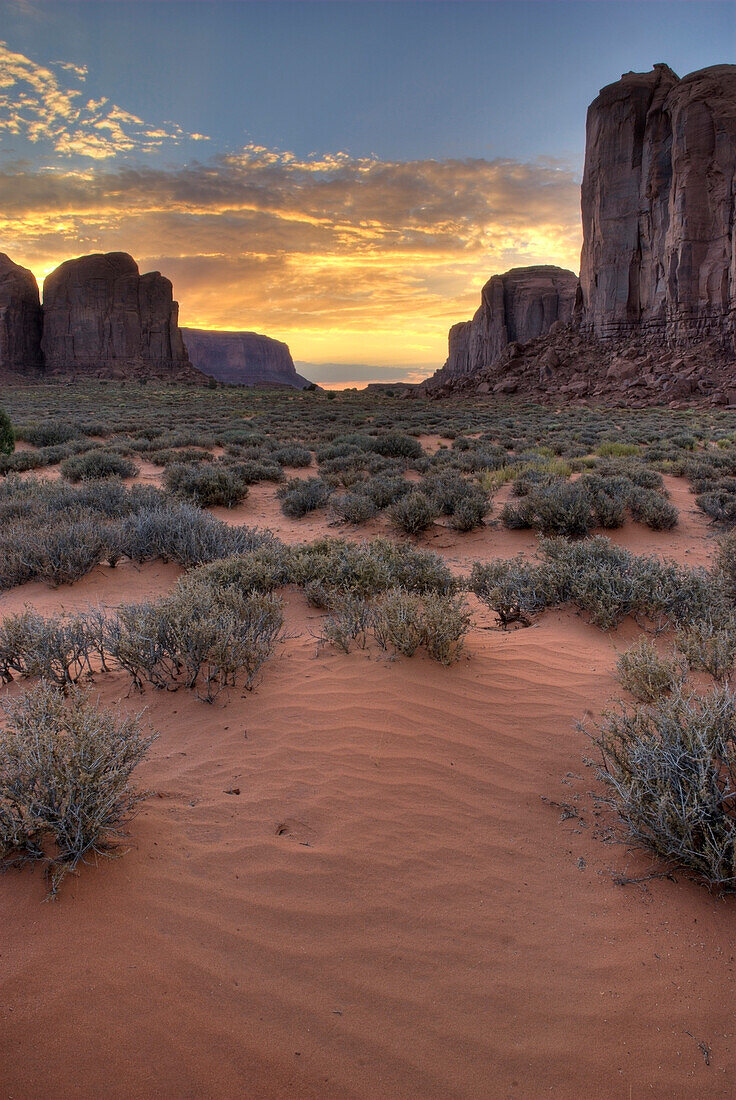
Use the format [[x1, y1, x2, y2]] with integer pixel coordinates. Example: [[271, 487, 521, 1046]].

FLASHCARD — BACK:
[[0, 681, 156, 896], [117, 501, 271, 567], [449, 490, 490, 531], [164, 462, 248, 508], [175, 546, 292, 596], [578, 474, 629, 528], [106, 587, 284, 701], [418, 592, 471, 664], [470, 558, 557, 626], [676, 620, 736, 682], [226, 457, 284, 484], [371, 589, 423, 655], [331, 492, 378, 525], [25, 516, 106, 586], [421, 471, 471, 515], [290, 537, 454, 598], [278, 477, 331, 518], [320, 592, 372, 652], [21, 422, 78, 447], [588, 687, 736, 891], [362, 474, 410, 509], [60, 450, 138, 482], [503, 481, 592, 538], [539, 537, 651, 630], [389, 491, 439, 535], [615, 638, 685, 702], [371, 430, 423, 459], [272, 445, 312, 467], [715, 530, 736, 600], [628, 486, 678, 530], [0, 608, 94, 689], [696, 490, 736, 525], [0, 407, 14, 456]]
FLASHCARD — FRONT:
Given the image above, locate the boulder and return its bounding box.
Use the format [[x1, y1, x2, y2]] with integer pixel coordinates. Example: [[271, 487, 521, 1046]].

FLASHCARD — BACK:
[[0, 253, 43, 373], [41, 252, 203, 381], [182, 329, 312, 389]]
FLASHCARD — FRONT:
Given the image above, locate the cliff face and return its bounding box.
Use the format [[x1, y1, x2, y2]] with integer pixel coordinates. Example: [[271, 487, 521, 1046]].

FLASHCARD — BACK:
[[0, 253, 43, 374], [579, 63, 736, 349], [182, 329, 312, 388], [42, 252, 203, 382], [426, 266, 578, 388]]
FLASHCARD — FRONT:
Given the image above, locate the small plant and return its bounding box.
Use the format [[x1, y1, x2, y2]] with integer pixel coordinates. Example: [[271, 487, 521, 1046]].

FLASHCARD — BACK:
[[418, 592, 471, 664], [389, 491, 439, 535], [371, 589, 423, 655], [0, 681, 156, 896], [331, 492, 378, 525], [676, 620, 736, 682], [615, 637, 684, 702], [628, 486, 678, 530], [60, 450, 138, 482], [164, 462, 248, 508], [278, 477, 331, 518], [449, 491, 490, 531], [587, 687, 736, 891], [320, 593, 372, 653]]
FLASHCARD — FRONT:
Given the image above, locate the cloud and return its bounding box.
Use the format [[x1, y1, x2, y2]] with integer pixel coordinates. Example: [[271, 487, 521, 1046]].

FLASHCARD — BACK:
[[0, 143, 582, 368], [0, 41, 208, 159]]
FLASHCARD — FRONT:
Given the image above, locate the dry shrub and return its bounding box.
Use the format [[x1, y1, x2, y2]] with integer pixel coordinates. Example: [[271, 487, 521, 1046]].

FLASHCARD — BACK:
[[615, 637, 685, 702], [588, 688, 736, 891], [0, 681, 156, 897]]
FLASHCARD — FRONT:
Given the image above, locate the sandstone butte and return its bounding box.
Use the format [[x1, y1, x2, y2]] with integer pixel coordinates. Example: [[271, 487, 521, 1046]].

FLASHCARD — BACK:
[[182, 328, 313, 389], [425, 64, 736, 406], [0, 251, 310, 388]]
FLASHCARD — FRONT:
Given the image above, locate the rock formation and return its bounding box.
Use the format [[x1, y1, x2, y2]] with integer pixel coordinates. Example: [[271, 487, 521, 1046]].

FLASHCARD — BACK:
[[41, 252, 204, 382], [182, 329, 312, 388], [424, 266, 578, 389], [579, 64, 736, 350], [0, 253, 43, 374]]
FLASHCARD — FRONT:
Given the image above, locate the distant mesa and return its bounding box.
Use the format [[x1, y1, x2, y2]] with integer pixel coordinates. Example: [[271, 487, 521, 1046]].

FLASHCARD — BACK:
[[0, 253, 43, 376], [182, 328, 313, 389], [41, 252, 204, 383]]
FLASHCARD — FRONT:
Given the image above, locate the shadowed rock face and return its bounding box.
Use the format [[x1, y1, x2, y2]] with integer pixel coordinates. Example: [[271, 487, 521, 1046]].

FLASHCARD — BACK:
[[579, 64, 736, 349], [0, 253, 43, 373], [182, 329, 312, 388], [41, 252, 201, 381], [425, 265, 578, 387]]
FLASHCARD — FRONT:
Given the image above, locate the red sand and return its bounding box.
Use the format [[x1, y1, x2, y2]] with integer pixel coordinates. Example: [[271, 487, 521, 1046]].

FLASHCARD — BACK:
[[1, 478, 734, 1099]]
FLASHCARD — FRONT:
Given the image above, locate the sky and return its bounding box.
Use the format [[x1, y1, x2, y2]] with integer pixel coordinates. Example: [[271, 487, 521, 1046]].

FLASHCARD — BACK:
[[1, 0, 734, 386]]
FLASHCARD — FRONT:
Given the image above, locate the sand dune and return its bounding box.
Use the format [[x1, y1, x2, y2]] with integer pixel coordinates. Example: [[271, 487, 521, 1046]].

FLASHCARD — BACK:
[[1, 482, 734, 1099]]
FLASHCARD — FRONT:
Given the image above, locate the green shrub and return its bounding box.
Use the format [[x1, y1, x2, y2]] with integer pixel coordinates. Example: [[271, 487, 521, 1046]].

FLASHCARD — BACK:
[[320, 593, 372, 653], [164, 462, 248, 508], [371, 589, 423, 655], [331, 492, 378, 525], [449, 491, 490, 531], [418, 592, 471, 664], [676, 620, 736, 682], [0, 681, 156, 896], [597, 441, 641, 458], [0, 407, 14, 456], [628, 486, 678, 530], [389, 491, 439, 535], [470, 558, 556, 627], [615, 637, 685, 702], [503, 481, 592, 538], [60, 450, 138, 482], [278, 477, 331, 518], [587, 687, 736, 891]]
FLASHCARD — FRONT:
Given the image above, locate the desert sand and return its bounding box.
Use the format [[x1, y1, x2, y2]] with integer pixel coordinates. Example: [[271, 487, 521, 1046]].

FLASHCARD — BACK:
[[0, 470, 734, 1100]]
